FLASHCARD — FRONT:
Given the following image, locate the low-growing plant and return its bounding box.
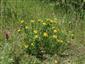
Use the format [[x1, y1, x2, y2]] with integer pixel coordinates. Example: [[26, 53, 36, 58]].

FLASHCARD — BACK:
[[17, 18, 68, 60]]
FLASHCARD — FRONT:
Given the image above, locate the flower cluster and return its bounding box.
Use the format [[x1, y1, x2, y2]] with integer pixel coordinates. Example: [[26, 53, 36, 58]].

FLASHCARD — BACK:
[[18, 18, 69, 56]]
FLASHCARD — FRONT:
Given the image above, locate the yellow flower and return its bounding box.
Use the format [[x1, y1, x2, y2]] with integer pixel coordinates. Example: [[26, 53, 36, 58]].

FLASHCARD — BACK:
[[20, 20, 24, 23], [57, 39, 63, 43], [38, 19, 43, 22], [52, 27, 55, 29], [43, 32, 48, 37], [30, 20, 35, 23], [46, 18, 51, 22], [71, 34, 74, 37], [34, 35, 38, 39], [54, 60, 58, 64], [60, 40, 63, 43], [43, 22, 46, 25], [54, 18, 57, 20], [50, 19, 54, 23], [53, 35, 57, 38], [46, 19, 54, 23], [53, 20, 57, 23], [24, 45, 28, 48], [31, 43, 34, 46], [54, 18, 58, 23], [25, 26, 28, 29], [53, 30, 57, 33], [17, 29, 21, 32], [33, 30, 38, 34]]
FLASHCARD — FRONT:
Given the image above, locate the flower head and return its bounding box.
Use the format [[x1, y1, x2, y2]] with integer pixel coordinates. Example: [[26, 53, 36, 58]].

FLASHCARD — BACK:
[[60, 40, 63, 43], [33, 30, 38, 34], [53, 30, 57, 33], [57, 39, 63, 43], [17, 29, 21, 32], [52, 27, 55, 29], [38, 19, 43, 22], [46, 18, 51, 22], [25, 26, 28, 29], [31, 43, 34, 46], [49, 19, 54, 23], [30, 20, 35, 23], [43, 32, 48, 37], [20, 20, 24, 23], [53, 35, 57, 39], [43, 22, 46, 25], [71, 34, 74, 37], [54, 60, 58, 64], [34, 35, 39, 39], [24, 45, 28, 48]]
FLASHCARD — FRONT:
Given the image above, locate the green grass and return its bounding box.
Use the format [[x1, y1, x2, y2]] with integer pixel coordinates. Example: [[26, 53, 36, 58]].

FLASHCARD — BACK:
[[0, 0, 85, 64]]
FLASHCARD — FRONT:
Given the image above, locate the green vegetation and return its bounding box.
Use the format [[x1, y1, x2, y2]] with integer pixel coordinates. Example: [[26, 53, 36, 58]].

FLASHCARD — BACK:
[[0, 0, 85, 64]]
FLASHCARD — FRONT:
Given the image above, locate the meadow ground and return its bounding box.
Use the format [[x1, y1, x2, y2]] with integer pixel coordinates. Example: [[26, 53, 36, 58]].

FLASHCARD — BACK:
[[0, 0, 85, 64]]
